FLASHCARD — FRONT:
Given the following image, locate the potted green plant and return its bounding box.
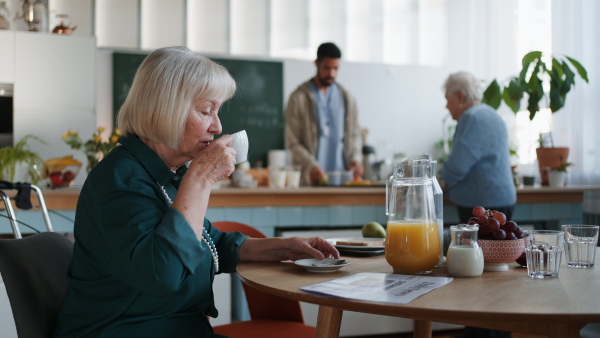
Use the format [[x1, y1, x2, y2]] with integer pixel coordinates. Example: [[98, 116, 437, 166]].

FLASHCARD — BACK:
[[0, 135, 46, 184], [547, 157, 573, 188], [482, 51, 588, 185]]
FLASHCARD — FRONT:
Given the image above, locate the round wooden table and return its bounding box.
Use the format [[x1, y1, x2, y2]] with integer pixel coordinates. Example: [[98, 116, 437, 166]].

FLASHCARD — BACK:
[[237, 253, 600, 338]]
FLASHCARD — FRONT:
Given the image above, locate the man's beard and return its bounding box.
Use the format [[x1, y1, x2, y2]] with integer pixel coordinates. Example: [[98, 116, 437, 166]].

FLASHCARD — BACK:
[[317, 76, 334, 87]]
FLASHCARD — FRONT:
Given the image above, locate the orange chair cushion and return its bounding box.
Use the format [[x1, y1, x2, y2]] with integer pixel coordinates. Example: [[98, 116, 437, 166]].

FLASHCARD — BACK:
[[213, 319, 316, 338]]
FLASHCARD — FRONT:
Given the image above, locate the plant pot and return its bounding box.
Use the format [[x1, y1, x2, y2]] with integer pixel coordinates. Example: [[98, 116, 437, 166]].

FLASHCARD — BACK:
[[522, 175, 535, 186], [536, 147, 569, 186], [1, 162, 36, 183], [548, 171, 566, 188]]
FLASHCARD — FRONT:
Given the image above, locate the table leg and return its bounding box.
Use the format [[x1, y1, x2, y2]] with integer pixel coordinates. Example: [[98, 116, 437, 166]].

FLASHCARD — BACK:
[[413, 319, 432, 338], [316, 305, 343, 338]]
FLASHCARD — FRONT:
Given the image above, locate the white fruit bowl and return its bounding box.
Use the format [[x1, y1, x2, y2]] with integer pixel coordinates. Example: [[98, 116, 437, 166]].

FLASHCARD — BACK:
[[479, 238, 526, 271], [42, 155, 82, 188]]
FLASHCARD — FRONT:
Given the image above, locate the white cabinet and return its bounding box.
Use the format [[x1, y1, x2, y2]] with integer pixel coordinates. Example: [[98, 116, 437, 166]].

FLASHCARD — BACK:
[[14, 32, 96, 110], [5, 31, 97, 186], [0, 31, 15, 83]]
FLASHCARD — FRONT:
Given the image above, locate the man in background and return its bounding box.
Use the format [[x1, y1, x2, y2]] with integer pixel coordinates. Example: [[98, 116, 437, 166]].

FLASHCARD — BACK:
[[285, 42, 363, 185]]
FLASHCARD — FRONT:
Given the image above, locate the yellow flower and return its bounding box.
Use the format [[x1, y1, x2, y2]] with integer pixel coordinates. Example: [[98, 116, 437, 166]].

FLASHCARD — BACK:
[[63, 126, 119, 167], [114, 129, 122, 136]]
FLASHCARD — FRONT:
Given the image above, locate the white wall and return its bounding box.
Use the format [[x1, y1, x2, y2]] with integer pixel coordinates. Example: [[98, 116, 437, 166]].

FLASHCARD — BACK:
[[342, 62, 448, 160], [284, 59, 449, 161], [98, 53, 449, 166]]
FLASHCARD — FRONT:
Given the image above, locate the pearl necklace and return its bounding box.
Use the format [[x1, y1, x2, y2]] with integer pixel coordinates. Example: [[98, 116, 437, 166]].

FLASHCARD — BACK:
[[158, 184, 219, 273]]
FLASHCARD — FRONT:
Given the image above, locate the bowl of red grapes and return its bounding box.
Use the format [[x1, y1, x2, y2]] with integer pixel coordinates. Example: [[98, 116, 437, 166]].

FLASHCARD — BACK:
[[469, 206, 526, 271]]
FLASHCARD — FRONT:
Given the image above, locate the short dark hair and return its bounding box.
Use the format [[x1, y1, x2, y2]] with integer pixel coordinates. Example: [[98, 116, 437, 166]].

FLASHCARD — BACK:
[[317, 42, 341, 60]]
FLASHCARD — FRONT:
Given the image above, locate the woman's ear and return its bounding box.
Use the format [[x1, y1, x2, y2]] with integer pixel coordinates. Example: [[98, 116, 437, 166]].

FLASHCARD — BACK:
[[455, 91, 466, 103]]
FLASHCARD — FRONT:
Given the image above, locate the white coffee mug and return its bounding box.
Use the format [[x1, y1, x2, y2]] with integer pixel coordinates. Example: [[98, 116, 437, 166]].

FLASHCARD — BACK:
[[231, 130, 249, 164]]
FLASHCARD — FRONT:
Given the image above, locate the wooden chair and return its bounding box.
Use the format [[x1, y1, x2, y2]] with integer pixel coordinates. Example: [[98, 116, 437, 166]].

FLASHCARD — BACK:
[[211, 221, 317, 338], [0, 232, 73, 337]]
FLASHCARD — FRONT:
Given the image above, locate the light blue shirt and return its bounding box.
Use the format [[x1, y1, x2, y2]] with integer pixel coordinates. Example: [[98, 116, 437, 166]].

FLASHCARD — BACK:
[[310, 81, 345, 171], [440, 104, 516, 207]]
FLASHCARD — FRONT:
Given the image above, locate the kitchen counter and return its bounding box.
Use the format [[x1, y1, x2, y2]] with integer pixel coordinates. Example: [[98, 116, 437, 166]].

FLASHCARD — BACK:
[[2, 185, 599, 236], [25, 185, 600, 209]]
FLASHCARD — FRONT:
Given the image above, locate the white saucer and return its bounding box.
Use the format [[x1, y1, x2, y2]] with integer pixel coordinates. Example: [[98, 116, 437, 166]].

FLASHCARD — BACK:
[[294, 258, 350, 273]]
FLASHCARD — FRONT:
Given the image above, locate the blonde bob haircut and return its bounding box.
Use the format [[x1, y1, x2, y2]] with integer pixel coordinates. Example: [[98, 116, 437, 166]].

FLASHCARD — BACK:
[[117, 46, 236, 149]]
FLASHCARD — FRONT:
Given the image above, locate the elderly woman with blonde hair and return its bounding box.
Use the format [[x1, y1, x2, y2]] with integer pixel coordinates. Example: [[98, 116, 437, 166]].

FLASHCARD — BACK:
[[55, 46, 338, 337]]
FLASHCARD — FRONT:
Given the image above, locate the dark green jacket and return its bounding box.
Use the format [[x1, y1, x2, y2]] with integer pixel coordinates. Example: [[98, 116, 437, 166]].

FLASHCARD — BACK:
[[55, 135, 246, 337]]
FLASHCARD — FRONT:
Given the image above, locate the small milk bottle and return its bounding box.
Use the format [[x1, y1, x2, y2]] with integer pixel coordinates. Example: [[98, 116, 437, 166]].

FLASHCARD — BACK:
[[447, 224, 484, 277]]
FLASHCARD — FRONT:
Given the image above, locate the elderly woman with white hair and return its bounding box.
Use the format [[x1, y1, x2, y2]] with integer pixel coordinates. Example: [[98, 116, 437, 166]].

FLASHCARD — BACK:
[[440, 71, 515, 338], [54, 46, 338, 337], [441, 71, 516, 226]]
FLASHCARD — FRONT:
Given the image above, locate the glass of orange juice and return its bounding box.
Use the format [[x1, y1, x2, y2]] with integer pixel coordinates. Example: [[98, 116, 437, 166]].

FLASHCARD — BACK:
[[385, 155, 440, 274]]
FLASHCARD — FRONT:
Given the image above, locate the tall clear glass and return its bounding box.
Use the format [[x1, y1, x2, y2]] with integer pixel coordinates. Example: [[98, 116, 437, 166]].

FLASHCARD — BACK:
[[385, 154, 440, 274], [431, 160, 445, 266]]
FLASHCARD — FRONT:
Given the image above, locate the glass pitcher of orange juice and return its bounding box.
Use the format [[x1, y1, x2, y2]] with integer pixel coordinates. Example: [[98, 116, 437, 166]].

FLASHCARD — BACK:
[[385, 154, 440, 274]]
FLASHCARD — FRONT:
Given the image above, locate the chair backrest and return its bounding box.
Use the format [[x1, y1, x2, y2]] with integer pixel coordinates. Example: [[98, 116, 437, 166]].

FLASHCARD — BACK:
[[0, 232, 73, 337], [212, 221, 306, 323]]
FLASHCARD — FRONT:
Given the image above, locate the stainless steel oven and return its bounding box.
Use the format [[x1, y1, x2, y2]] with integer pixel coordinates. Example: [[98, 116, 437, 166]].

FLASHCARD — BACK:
[[0, 83, 13, 148]]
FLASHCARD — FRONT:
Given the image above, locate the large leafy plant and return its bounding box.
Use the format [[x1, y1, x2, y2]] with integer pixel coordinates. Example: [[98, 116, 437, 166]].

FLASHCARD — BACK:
[[482, 51, 588, 123], [0, 135, 46, 184]]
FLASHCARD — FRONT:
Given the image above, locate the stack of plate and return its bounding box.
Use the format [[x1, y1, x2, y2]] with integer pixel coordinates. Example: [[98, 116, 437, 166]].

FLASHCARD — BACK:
[[327, 237, 385, 257]]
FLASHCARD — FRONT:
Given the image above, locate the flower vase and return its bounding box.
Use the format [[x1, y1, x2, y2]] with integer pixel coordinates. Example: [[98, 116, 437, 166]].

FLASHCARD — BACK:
[[536, 147, 569, 186], [548, 171, 566, 188]]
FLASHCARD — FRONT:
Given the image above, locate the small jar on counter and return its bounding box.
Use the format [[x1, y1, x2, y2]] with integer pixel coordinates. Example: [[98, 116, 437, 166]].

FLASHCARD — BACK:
[[446, 224, 484, 277], [52, 13, 76, 34]]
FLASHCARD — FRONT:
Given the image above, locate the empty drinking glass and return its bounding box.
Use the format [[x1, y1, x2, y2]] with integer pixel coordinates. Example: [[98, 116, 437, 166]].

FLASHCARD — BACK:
[[562, 225, 599, 268], [524, 230, 564, 279]]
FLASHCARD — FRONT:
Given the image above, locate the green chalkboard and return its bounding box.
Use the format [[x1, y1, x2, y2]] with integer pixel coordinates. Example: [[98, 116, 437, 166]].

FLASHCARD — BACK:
[[112, 52, 284, 166]]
